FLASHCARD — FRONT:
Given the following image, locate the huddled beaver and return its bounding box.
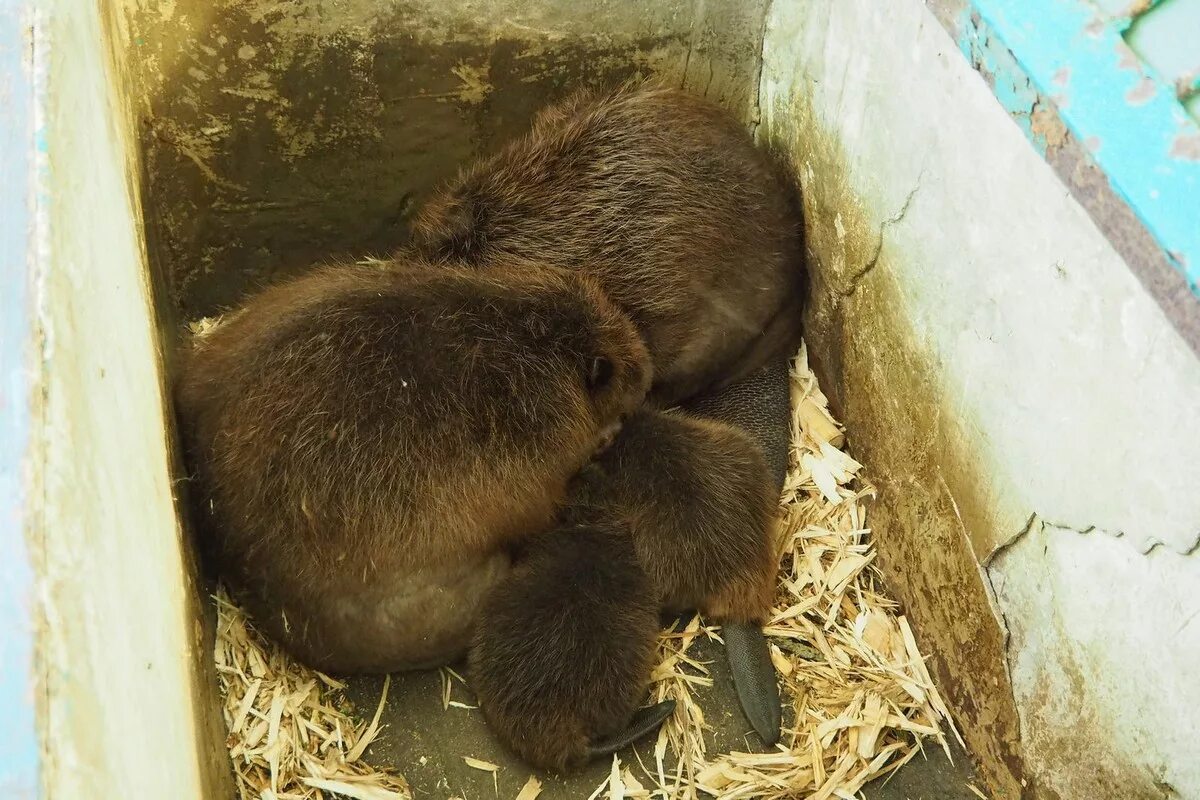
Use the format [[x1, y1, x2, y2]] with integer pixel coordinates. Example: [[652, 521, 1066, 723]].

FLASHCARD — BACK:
[[176, 83, 802, 767], [176, 257, 650, 673], [411, 83, 806, 407], [470, 408, 782, 772], [467, 521, 671, 773]]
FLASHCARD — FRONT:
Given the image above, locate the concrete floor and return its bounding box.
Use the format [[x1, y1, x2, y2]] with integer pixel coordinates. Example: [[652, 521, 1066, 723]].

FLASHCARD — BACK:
[[343, 634, 980, 800]]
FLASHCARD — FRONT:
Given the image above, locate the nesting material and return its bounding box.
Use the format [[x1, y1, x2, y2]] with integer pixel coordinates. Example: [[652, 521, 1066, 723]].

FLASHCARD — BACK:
[[624, 343, 962, 800], [211, 340, 960, 800], [213, 593, 411, 800]]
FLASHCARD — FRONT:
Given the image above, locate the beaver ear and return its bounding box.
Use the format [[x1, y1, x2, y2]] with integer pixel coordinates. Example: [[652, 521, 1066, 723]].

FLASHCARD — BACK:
[[586, 355, 614, 392], [417, 190, 487, 260]]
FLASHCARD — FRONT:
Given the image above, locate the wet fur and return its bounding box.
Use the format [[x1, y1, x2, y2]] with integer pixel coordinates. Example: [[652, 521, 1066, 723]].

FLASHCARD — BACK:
[[412, 84, 806, 406], [176, 258, 651, 673]]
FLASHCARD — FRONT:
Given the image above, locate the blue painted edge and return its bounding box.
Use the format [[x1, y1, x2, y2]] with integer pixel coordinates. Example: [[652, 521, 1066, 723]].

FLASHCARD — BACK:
[[960, 0, 1200, 292], [0, 0, 41, 796], [1104, 0, 1167, 32]]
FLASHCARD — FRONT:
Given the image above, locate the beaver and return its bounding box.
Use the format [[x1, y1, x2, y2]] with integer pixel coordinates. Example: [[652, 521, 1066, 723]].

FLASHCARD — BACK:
[[683, 358, 792, 489], [679, 356, 793, 742], [411, 84, 806, 407], [470, 407, 782, 771], [175, 256, 651, 673], [579, 405, 785, 745], [466, 522, 674, 773]]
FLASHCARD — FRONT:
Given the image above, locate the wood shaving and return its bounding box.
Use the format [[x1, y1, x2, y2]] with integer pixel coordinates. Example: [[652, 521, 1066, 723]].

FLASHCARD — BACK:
[[514, 775, 544, 800], [213, 592, 411, 800], [213, 340, 960, 800], [622, 342, 961, 799]]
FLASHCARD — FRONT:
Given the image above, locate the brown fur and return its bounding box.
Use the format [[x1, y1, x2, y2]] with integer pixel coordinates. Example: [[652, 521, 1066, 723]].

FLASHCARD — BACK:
[[468, 524, 660, 773], [175, 257, 651, 673], [469, 409, 778, 770], [411, 84, 806, 406], [575, 408, 779, 622]]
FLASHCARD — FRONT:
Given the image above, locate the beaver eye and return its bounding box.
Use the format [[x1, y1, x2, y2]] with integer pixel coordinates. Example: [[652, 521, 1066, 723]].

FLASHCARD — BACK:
[[587, 356, 614, 391]]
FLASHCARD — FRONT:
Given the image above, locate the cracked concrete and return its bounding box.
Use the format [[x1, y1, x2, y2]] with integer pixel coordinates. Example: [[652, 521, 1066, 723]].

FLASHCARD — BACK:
[[760, 0, 1200, 796], [989, 520, 1200, 798], [993, 511, 1200, 563], [843, 171, 925, 297]]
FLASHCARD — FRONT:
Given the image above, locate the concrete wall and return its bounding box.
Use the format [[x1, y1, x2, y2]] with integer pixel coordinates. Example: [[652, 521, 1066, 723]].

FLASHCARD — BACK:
[[759, 1, 1200, 798], [18, 0, 1197, 797], [119, 0, 771, 322], [27, 0, 233, 796], [14, 1, 773, 795]]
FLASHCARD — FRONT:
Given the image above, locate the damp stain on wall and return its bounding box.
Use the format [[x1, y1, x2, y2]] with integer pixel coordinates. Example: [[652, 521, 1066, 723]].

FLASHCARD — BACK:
[[119, 0, 771, 323]]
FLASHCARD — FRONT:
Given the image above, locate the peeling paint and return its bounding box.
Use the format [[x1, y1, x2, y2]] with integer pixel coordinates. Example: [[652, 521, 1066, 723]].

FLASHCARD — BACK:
[[959, 16, 1058, 155], [1125, 75, 1158, 105], [1170, 132, 1200, 160], [965, 0, 1200, 291], [934, 0, 1200, 354]]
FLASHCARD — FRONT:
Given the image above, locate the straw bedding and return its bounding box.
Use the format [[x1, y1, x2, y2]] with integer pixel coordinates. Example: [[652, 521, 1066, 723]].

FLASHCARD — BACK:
[[211, 342, 961, 800]]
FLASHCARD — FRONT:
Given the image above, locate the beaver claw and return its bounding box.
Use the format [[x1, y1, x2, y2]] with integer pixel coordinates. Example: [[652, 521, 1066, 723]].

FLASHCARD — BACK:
[[586, 699, 677, 759]]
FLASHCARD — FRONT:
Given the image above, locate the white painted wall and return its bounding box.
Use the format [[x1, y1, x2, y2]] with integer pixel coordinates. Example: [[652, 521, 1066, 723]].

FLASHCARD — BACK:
[[760, 0, 1200, 797], [30, 1, 227, 796]]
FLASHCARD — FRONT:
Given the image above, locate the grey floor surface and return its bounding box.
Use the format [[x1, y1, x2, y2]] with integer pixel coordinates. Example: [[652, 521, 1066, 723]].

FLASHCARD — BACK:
[[343, 635, 980, 800]]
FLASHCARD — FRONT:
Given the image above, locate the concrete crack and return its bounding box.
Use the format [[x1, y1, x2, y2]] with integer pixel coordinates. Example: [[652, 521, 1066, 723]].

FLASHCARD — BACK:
[[984, 511, 1039, 567], [997, 512, 1200, 558], [749, 0, 773, 142], [841, 169, 925, 296], [1040, 516, 1196, 556], [1175, 606, 1200, 636]]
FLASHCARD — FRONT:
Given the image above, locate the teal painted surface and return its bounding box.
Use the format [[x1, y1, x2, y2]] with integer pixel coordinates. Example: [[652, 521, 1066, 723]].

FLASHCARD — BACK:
[[1089, 0, 1168, 28], [966, 0, 1200, 289], [959, 16, 1053, 154], [0, 0, 41, 796], [1125, 0, 1200, 100]]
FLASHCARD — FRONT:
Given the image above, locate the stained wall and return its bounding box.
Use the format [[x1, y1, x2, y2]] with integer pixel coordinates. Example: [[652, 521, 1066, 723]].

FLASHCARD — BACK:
[[760, 1, 1200, 797]]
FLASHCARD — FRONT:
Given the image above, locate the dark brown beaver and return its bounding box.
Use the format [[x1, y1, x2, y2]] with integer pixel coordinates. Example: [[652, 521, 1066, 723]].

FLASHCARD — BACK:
[[578, 409, 779, 624], [680, 357, 794, 742], [411, 84, 806, 407], [176, 256, 651, 673], [467, 523, 671, 774], [470, 408, 780, 771]]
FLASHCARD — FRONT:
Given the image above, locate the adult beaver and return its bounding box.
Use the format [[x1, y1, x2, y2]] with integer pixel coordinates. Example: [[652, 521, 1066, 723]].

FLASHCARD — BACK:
[[176, 257, 650, 673], [412, 84, 805, 406]]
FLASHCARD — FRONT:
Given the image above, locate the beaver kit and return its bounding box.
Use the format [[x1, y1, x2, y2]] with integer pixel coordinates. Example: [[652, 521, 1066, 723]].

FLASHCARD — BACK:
[[178, 86, 962, 797]]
